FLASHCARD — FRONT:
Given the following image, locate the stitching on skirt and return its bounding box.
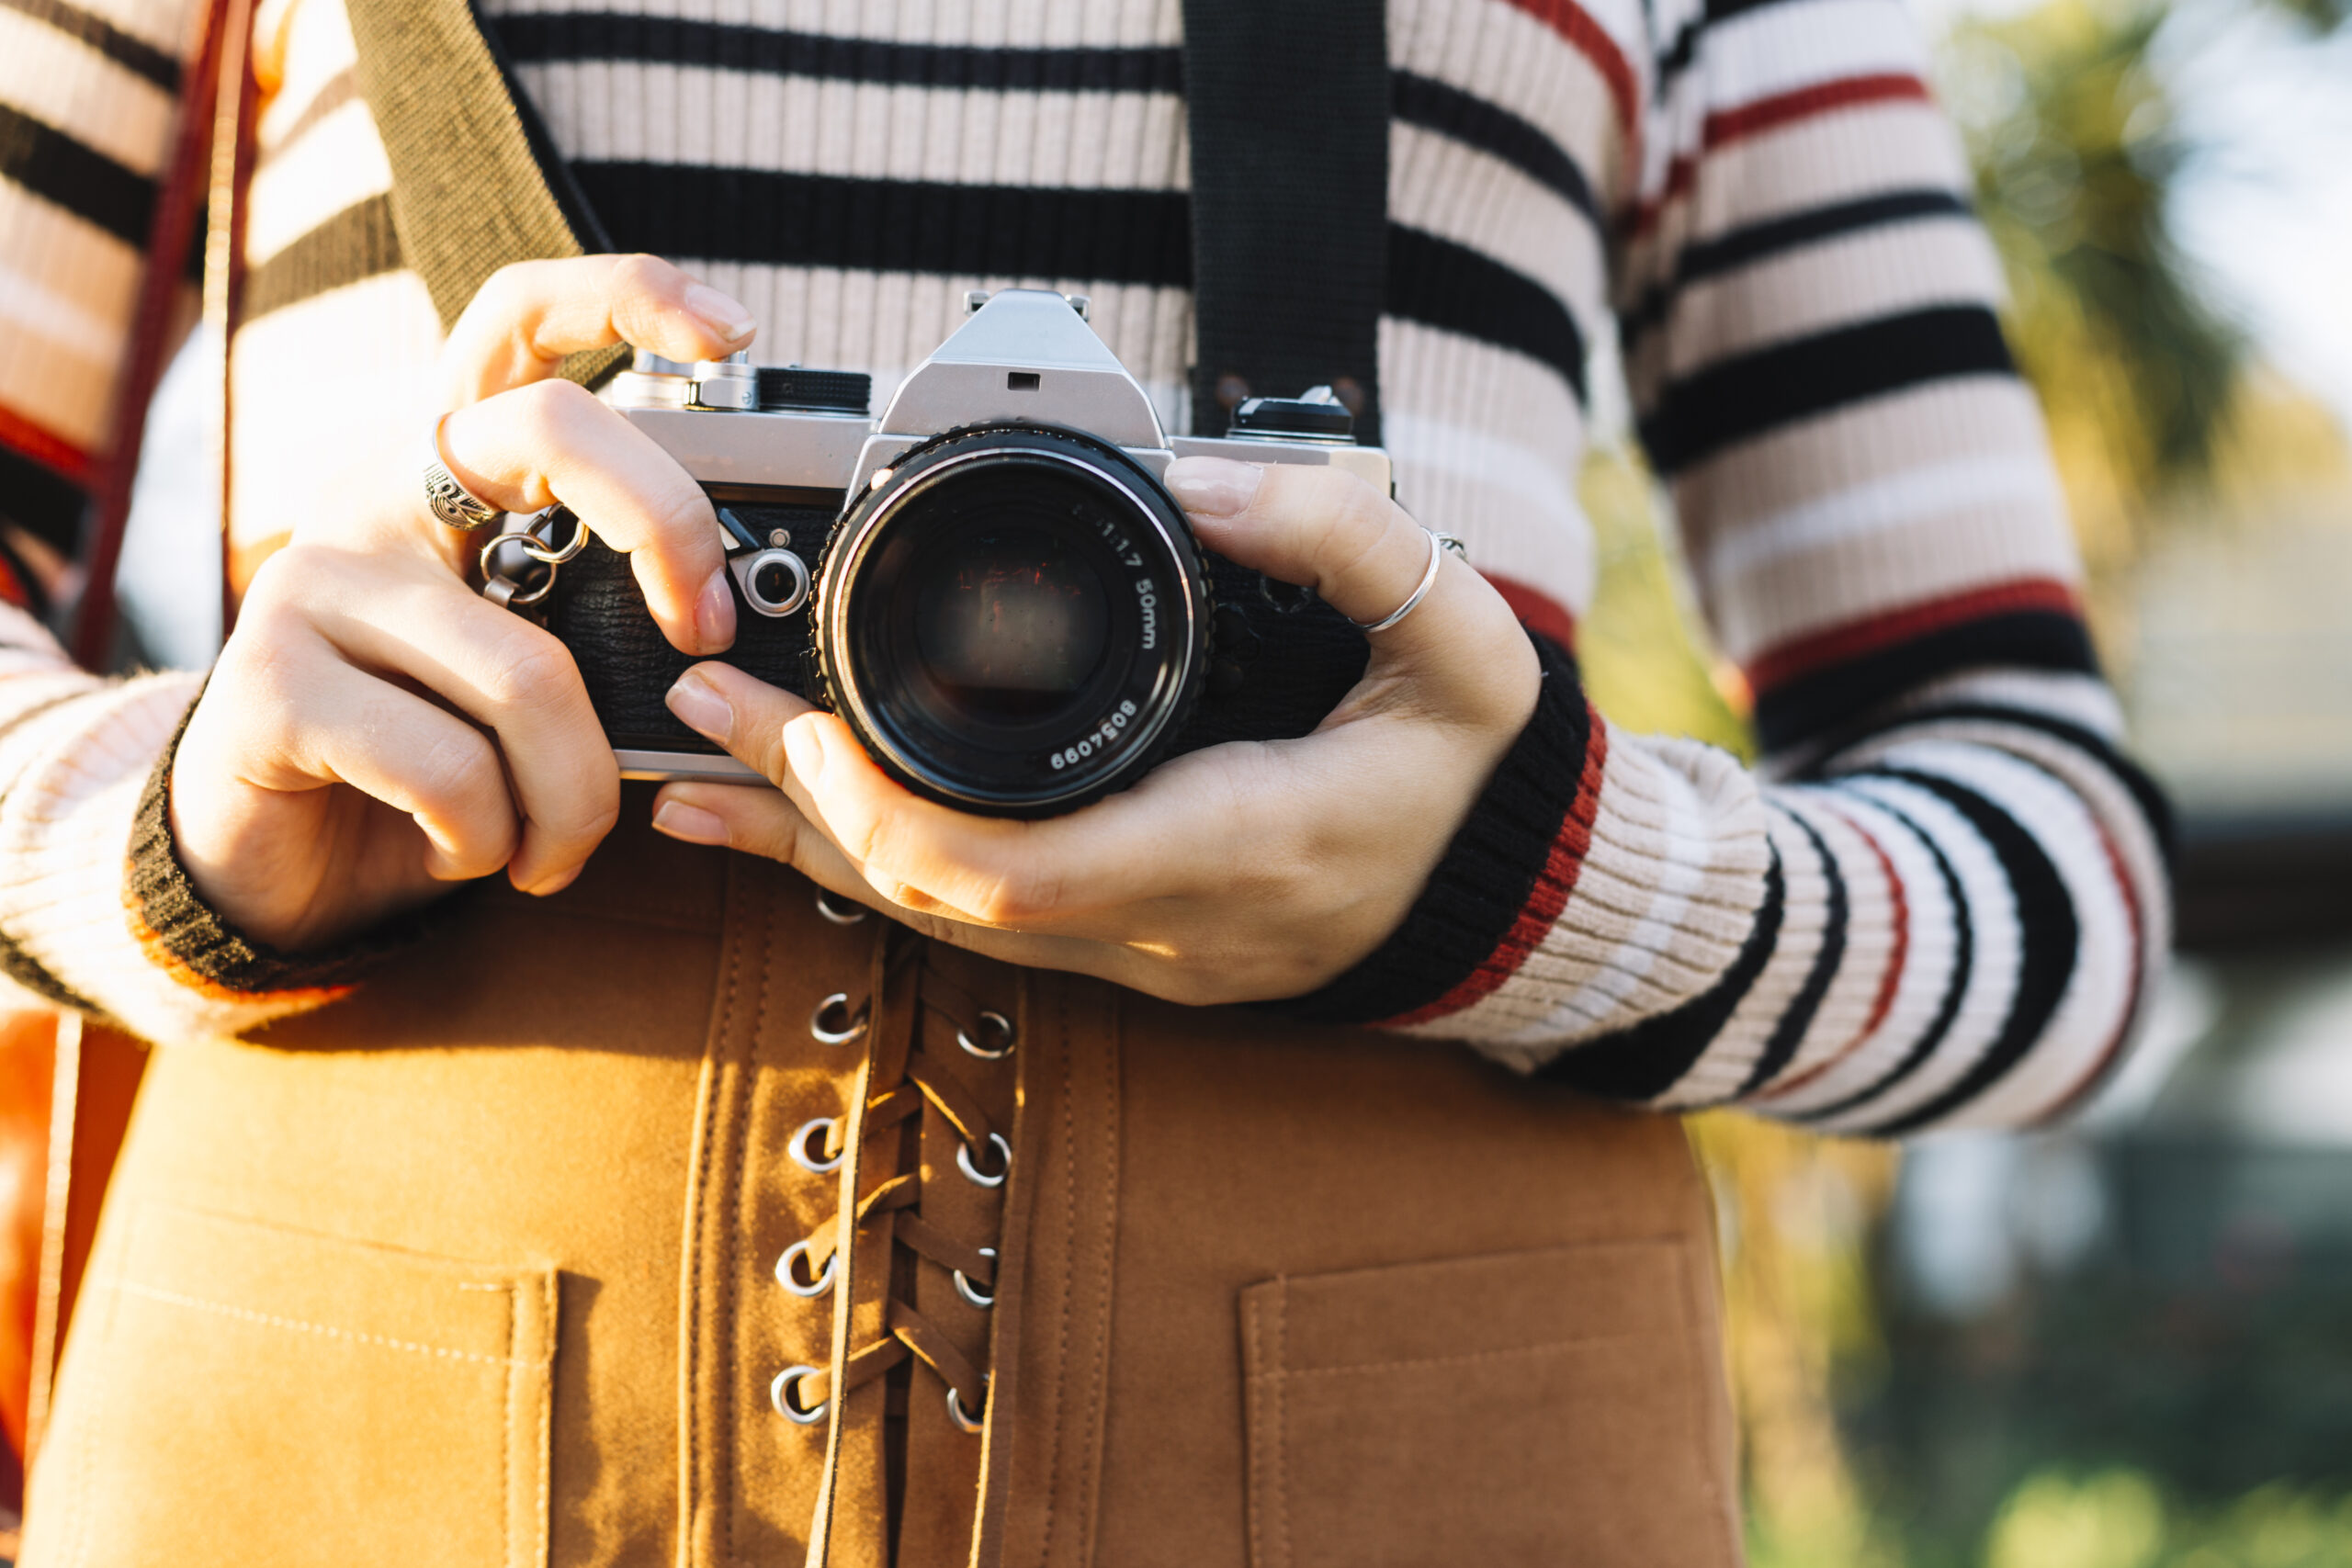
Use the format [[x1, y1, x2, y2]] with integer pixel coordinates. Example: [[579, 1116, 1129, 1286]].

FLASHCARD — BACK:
[[115, 1280, 532, 1366]]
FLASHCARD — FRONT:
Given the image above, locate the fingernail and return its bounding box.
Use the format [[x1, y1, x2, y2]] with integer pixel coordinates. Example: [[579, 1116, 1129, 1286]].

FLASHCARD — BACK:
[[652, 799, 729, 846], [666, 671, 732, 744], [694, 569, 737, 653], [1163, 457, 1264, 519], [684, 284, 756, 344]]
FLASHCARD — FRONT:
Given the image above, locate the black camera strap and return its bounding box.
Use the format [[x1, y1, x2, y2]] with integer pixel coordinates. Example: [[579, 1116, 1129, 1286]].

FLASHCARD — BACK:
[[1181, 0, 1391, 446]]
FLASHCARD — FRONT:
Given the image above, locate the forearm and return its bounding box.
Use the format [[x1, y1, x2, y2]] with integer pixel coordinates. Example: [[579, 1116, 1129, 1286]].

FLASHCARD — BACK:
[[1272, 634, 2168, 1135]]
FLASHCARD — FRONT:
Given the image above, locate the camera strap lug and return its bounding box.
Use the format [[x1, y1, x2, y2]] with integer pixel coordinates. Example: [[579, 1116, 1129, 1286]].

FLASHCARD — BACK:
[[480, 507, 589, 610]]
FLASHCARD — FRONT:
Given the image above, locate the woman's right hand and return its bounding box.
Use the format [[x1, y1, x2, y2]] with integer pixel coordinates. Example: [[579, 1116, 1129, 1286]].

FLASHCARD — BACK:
[[169, 254, 755, 952]]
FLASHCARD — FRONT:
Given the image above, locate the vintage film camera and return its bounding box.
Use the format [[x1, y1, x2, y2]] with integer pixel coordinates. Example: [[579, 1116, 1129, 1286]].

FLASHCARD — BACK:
[[492, 288, 1388, 817]]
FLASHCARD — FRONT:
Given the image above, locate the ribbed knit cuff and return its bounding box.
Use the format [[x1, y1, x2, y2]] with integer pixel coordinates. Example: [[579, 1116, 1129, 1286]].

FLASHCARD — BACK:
[[124, 693, 420, 1002], [1262, 633, 1600, 1027]]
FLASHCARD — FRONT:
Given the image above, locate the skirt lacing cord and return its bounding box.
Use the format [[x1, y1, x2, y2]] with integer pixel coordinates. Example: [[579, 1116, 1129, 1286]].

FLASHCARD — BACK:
[[795, 926, 1019, 1565]]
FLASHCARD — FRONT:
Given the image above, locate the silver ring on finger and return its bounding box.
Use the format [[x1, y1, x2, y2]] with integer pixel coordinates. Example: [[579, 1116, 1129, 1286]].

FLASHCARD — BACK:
[[423, 414, 506, 532], [1350, 525, 1451, 635]]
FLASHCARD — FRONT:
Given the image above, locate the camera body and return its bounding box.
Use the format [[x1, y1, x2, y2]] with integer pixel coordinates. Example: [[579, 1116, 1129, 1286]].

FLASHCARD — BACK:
[[548, 288, 1388, 817]]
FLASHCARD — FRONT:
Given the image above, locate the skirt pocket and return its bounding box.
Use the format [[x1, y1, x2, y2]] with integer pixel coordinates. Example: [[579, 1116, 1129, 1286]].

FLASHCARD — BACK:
[[1238, 1238, 1736, 1568], [28, 1203, 556, 1568]]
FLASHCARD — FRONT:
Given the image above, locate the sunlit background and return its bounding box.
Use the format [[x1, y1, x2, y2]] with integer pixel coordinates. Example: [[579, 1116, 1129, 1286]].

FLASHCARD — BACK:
[[1577, 0, 2352, 1560]]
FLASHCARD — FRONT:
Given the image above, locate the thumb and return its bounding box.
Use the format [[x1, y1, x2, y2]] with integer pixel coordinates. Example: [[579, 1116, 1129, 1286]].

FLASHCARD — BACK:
[[663, 660, 818, 784]]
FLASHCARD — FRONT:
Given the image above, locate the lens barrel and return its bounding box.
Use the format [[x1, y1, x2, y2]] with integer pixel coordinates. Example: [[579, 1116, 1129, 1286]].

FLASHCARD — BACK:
[[815, 424, 1211, 816]]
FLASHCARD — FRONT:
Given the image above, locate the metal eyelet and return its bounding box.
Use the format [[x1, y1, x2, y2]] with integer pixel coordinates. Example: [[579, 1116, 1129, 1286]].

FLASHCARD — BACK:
[[789, 1116, 843, 1175], [946, 1372, 991, 1434], [956, 1010, 1016, 1061], [775, 1238, 835, 1298], [955, 1247, 997, 1310], [810, 993, 868, 1045], [814, 890, 870, 925], [956, 1133, 1011, 1190], [772, 1365, 827, 1425]]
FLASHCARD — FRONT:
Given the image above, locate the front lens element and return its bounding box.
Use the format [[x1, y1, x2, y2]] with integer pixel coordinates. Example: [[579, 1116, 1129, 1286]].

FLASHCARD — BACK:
[[910, 526, 1111, 725], [820, 427, 1205, 815]]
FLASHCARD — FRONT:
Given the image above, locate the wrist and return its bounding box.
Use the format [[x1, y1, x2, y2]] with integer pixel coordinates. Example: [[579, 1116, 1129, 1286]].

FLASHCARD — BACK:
[[134, 697, 418, 995], [1261, 630, 1592, 1025]]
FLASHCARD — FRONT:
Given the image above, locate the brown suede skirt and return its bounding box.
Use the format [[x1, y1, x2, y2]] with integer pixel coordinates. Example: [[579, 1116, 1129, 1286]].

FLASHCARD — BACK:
[[25, 799, 1741, 1567]]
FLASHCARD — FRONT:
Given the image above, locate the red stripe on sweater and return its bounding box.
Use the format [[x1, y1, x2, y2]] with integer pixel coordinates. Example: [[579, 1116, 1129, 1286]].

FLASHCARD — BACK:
[[1485, 571, 1579, 652], [1497, 0, 1640, 145], [1383, 707, 1611, 1028], [1635, 73, 1936, 237], [1746, 577, 2083, 694], [0, 405, 93, 486], [1703, 73, 1933, 148]]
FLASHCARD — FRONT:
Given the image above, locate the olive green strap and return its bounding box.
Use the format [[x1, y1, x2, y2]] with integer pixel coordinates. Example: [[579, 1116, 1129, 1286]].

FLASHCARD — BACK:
[[344, 0, 628, 386]]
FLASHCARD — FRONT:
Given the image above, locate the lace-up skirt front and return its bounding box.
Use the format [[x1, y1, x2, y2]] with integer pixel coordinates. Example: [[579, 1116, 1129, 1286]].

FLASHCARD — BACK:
[[26, 799, 1742, 1568]]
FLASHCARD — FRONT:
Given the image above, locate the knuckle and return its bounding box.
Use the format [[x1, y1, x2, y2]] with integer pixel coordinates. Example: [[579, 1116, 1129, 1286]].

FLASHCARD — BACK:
[[470, 261, 550, 332], [238, 544, 324, 611], [1330, 487, 1395, 566], [481, 626, 581, 708], [469, 264, 526, 317], [846, 806, 907, 880], [607, 252, 677, 301], [410, 728, 503, 817], [967, 879, 1035, 928], [644, 483, 717, 550], [510, 376, 596, 441], [544, 793, 621, 849], [970, 855, 1065, 926], [220, 628, 307, 716]]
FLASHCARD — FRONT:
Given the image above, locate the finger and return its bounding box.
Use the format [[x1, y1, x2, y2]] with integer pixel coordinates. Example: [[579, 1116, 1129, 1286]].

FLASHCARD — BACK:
[[715, 673, 1299, 930], [668, 657, 1279, 921], [291, 545, 623, 895], [209, 626, 523, 883], [440, 254, 757, 407], [437, 379, 734, 655], [1164, 457, 1532, 719], [649, 779, 1118, 974], [661, 660, 819, 779]]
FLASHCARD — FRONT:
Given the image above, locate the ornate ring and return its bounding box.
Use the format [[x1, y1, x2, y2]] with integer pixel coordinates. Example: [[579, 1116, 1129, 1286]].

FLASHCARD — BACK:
[[1350, 526, 1452, 635], [422, 415, 504, 532]]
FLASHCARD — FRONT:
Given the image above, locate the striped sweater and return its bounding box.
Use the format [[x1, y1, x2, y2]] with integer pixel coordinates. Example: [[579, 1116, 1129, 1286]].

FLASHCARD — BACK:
[[0, 0, 2171, 1133]]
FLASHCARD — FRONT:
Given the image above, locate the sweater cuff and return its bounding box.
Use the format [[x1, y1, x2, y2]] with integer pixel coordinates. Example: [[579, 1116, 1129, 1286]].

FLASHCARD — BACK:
[[1262, 633, 1603, 1027], [123, 694, 416, 1005]]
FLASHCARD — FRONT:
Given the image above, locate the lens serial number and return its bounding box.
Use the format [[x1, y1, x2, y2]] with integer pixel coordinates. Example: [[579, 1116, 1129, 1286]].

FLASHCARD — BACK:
[[1047, 700, 1141, 771]]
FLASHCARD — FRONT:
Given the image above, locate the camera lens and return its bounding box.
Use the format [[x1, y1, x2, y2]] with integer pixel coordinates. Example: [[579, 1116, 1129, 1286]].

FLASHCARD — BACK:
[[817, 426, 1208, 815]]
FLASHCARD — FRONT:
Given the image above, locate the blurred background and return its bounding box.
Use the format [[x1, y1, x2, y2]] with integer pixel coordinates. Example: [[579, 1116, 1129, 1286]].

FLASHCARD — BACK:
[[1577, 0, 2352, 1560]]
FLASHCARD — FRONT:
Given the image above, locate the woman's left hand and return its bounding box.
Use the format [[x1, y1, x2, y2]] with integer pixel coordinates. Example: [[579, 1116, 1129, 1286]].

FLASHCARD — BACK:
[[648, 457, 1542, 1006]]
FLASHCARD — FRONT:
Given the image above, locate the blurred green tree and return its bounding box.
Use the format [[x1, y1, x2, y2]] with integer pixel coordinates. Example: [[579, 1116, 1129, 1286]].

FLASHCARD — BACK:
[[1940, 0, 2243, 512]]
